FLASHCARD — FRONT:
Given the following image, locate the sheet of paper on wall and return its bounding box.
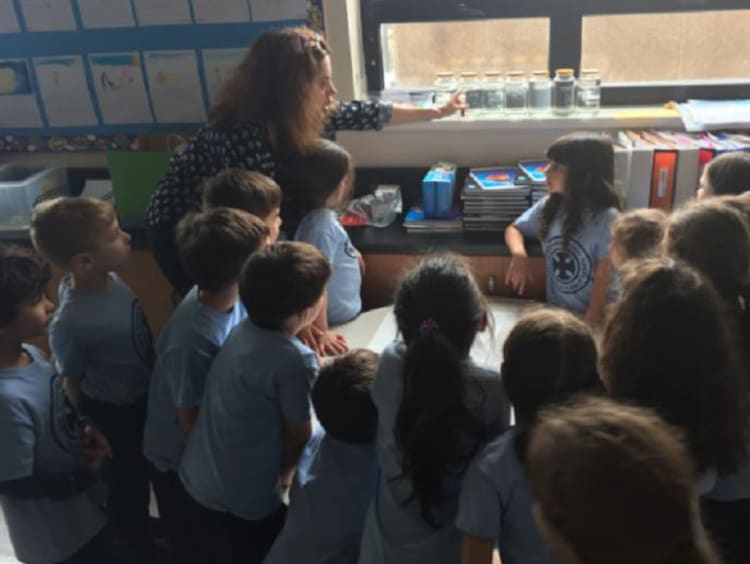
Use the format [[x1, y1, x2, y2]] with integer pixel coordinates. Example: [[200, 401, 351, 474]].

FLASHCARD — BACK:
[[249, 0, 308, 22], [0, 0, 21, 33], [133, 0, 192, 26], [82, 179, 114, 201], [144, 50, 207, 124], [191, 0, 251, 23], [89, 53, 154, 124], [201, 48, 246, 105], [78, 0, 136, 28], [0, 60, 43, 128], [19, 0, 77, 31], [34, 56, 98, 127]]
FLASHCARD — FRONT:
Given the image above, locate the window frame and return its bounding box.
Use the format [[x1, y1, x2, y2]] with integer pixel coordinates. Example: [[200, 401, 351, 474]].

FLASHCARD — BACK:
[[360, 0, 750, 105]]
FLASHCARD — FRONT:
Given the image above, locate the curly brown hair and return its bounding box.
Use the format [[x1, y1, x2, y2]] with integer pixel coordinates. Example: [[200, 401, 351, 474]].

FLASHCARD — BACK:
[[209, 27, 331, 155]]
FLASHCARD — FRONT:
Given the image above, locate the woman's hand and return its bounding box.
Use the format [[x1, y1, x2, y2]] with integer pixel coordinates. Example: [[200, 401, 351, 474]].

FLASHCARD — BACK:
[[505, 255, 532, 296], [81, 426, 112, 472], [436, 91, 468, 119]]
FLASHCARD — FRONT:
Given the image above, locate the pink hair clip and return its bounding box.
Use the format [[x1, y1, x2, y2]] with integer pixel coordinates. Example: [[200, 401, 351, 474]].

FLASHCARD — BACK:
[[419, 318, 440, 335]]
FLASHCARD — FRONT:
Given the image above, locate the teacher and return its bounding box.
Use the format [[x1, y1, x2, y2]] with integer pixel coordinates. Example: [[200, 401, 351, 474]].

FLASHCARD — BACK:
[[146, 26, 463, 296]]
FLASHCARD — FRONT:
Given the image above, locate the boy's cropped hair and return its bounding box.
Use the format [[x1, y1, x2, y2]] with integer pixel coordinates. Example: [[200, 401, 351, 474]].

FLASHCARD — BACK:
[[30, 196, 116, 268], [240, 241, 331, 330], [176, 207, 269, 293], [202, 169, 282, 218], [312, 349, 379, 443], [0, 245, 51, 327], [611, 208, 667, 260]]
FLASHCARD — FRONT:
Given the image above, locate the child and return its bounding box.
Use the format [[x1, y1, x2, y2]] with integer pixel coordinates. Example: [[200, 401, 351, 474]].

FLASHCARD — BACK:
[[142, 207, 268, 562], [0, 245, 118, 564], [505, 133, 621, 325], [289, 139, 364, 327], [202, 168, 283, 243], [179, 242, 330, 564], [358, 254, 511, 564], [528, 397, 723, 564], [600, 259, 745, 493], [30, 197, 155, 560], [457, 308, 602, 564], [698, 152, 750, 199], [665, 200, 750, 564], [264, 348, 380, 564], [608, 208, 667, 269]]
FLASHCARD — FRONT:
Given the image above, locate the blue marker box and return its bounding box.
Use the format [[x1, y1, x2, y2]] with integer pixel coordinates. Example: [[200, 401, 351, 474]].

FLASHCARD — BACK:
[[422, 162, 456, 218]]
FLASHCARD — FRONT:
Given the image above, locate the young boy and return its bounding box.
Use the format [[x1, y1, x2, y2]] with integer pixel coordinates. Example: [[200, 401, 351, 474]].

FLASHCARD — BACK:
[[202, 168, 283, 243], [264, 348, 380, 564], [609, 208, 668, 269], [30, 197, 155, 560], [0, 245, 117, 564], [142, 207, 268, 561], [179, 241, 331, 564]]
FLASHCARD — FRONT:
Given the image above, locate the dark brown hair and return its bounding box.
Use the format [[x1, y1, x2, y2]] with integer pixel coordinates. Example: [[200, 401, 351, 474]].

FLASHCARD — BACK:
[[600, 258, 744, 475], [540, 133, 622, 246], [393, 254, 488, 527], [312, 348, 379, 444], [706, 152, 750, 197], [610, 208, 667, 260], [202, 169, 282, 219], [529, 397, 723, 564], [176, 207, 268, 293], [0, 245, 51, 328], [30, 196, 116, 268], [209, 27, 331, 154], [240, 241, 330, 330]]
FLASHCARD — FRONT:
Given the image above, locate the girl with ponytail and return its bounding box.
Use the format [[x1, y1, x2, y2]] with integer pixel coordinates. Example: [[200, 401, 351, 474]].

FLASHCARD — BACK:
[[358, 255, 510, 564]]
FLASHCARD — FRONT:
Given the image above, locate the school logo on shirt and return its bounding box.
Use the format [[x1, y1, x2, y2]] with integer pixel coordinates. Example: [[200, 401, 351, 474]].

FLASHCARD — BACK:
[[344, 239, 358, 260], [131, 300, 155, 368], [547, 236, 593, 294], [49, 374, 85, 455]]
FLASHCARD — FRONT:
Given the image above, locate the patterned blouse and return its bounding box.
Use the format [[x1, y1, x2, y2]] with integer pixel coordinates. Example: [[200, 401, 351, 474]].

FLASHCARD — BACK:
[[145, 100, 394, 228]]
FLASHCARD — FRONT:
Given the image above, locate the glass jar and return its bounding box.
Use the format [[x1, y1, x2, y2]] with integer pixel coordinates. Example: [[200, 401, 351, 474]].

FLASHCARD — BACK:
[[459, 71, 484, 113], [552, 68, 576, 116], [577, 68, 601, 115], [433, 72, 456, 108], [482, 71, 504, 116], [528, 70, 552, 115], [504, 71, 528, 115]]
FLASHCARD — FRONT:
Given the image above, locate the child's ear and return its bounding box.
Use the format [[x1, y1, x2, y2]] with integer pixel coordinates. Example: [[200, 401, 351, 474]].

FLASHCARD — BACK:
[[70, 252, 94, 273]]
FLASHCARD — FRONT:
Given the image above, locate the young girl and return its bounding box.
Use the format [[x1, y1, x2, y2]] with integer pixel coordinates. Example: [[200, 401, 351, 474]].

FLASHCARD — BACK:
[[289, 139, 364, 329], [600, 259, 745, 495], [528, 397, 724, 564], [457, 308, 602, 564], [358, 255, 510, 564], [665, 200, 750, 564], [505, 133, 621, 325], [697, 152, 750, 199]]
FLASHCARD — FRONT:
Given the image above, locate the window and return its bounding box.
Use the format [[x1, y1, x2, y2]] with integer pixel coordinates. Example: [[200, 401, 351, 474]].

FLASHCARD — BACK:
[[361, 0, 750, 105]]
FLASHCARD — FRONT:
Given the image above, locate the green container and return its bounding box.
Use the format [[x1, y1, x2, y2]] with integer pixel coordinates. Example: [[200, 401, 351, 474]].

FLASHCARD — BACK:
[[106, 151, 172, 226]]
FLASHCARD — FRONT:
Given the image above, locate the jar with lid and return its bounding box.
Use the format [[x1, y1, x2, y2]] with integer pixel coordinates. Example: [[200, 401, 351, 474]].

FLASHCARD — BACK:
[[482, 71, 504, 116], [552, 68, 576, 116], [459, 72, 484, 114], [528, 70, 552, 115], [504, 71, 528, 115], [577, 68, 601, 115], [433, 72, 456, 108]]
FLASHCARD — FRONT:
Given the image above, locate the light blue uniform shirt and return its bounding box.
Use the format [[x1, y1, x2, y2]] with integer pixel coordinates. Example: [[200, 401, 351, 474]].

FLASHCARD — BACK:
[[358, 342, 510, 564], [50, 273, 154, 405], [456, 430, 551, 564], [0, 346, 106, 564], [514, 197, 618, 314], [295, 208, 362, 325], [180, 319, 318, 520], [264, 428, 379, 564], [143, 286, 246, 472]]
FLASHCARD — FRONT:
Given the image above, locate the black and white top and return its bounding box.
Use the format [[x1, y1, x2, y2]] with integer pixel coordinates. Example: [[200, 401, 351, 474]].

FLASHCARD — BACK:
[[145, 100, 394, 228]]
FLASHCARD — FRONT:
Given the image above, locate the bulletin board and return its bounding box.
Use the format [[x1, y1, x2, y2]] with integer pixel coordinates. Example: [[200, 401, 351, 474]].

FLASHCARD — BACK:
[[0, 0, 324, 152]]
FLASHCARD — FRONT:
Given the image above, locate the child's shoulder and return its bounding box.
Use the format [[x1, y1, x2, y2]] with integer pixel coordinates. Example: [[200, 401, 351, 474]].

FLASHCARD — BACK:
[[473, 429, 522, 479]]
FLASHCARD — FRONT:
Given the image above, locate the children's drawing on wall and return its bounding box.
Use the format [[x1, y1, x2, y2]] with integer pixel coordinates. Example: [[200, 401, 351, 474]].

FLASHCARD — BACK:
[[144, 50, 206, 123], [0, 60, 43, 128], [201, 48, 246, 106], [89, 53, 153, 124], [34, 56, 98, 127]]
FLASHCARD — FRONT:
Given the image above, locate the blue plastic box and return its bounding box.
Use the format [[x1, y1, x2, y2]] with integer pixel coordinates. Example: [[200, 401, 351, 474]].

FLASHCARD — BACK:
[[422, 162, 456, 218], [0, 165, 68, 231]]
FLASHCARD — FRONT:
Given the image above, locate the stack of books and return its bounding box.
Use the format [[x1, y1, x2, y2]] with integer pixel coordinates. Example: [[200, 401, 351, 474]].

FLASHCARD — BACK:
[[403, 204, 462, 233]]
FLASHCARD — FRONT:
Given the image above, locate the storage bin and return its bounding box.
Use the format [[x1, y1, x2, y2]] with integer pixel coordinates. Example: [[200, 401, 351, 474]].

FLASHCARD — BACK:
[[0, 165, 67, 230]]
